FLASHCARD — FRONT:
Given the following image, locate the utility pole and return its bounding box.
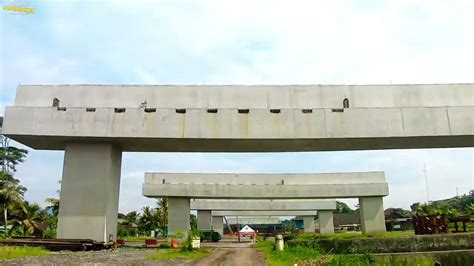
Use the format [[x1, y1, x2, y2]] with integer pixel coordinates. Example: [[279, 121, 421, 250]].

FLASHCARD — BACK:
[[423, 164, 430, 203]]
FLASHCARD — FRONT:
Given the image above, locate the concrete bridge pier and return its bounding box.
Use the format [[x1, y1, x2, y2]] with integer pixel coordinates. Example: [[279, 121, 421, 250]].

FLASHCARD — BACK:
[[359, 197, 386, 234], [168, 197, 191, 235], [57, 143, 122, 242], [318, 210, 335, 234], [197, 210, 212, 230], [302, 216, 315, 233], [212, 216, 224, 236]]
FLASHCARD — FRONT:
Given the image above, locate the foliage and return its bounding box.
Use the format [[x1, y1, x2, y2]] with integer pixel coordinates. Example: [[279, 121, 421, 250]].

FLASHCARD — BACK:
[[281, 218, 296, 233], [10, 201, 49, 237], [147, 248, 208, 260], [135, 198, 169, 237], [180, 229, 199, 252], [255, 238, 433, 266], [292, 231, 414, 240], [0, 246, 49, 259], [190, 214, 197, 231], [411, 190, 474, 217], [0, 176, 26, 235], [336, 201, 355, 213], [0, 146, 28, 173]]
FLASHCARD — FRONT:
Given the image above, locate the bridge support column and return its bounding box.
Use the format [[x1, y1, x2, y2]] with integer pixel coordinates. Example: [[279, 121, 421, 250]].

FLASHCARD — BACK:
[[57, 143, 122, 242], [197, 210, 212, 230], [168, 197, 190, 234], [302, 216, 315, 233], [212, 216, 224, 236], [359, 197, 386, 234], [318, 210, 334, 234]]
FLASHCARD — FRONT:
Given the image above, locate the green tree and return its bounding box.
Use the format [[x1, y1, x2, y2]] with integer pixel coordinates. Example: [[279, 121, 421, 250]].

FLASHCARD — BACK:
[[45, 197, 60, 217], [336, 201, 354, 213], [0, 178, 26, 234], [138, 206, 158, 234], [155, 198, 168, 234], [124, 211, 139, 224], [0, 146, 28, 173], [11, 201, 48, 237]]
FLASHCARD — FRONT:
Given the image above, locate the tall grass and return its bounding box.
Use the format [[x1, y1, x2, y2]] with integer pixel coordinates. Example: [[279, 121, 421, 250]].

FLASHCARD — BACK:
[[254, 238, 434, 266], [0, 246, 49, 259]]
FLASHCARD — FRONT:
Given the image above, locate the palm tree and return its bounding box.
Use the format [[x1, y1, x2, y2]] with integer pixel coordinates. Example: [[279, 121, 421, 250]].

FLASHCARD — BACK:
[[139, 206, 158, 233], [0, 179, 26, 234], [11, 201, 48, 237], [156, 198, 168, 231], [125, 211, 139, 225]]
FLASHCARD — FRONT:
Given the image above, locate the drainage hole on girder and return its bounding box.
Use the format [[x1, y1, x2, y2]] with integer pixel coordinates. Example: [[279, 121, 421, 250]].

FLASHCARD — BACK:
[[145, 108, 156, 113], [270, 109, 281, 114]]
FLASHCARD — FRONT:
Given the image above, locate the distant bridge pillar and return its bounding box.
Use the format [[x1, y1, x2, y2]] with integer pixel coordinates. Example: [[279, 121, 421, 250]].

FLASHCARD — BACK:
[[318, 210, 335, 234], [197, 210, 212, 230], [302, 216, 315, 233], [359, 197, 386, 234], [212, 216, 224, 236], [57, 143, 122, 242], [168, 197, 191, 235]]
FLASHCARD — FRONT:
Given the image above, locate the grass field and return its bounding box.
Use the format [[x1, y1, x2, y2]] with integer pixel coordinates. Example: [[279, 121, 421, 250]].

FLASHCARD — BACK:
[[0, 246, 49, 259], [293, 230, 415, 240], [254, 238, 434, 266]]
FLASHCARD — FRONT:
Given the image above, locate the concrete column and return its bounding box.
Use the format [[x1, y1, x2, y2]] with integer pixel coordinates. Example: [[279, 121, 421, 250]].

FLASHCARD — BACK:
[[359, 197, 386, 234], [212, 216, 224, 236], [57, 143, 122, 242], [168, 197, 190, 234], [318, 210, 334, 234], [197, 210, 212, 230], [302, 216, 315, 233]]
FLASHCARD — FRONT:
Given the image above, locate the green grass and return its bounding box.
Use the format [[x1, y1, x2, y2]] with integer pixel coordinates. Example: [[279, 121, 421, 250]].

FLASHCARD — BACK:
[[122, 235, 159, 241], [294, 230, 415, 240], [0, 246, 49, 259], [147, 248, 209, 260], [254, 239, 328, 266], [254, 238, 434, 266]]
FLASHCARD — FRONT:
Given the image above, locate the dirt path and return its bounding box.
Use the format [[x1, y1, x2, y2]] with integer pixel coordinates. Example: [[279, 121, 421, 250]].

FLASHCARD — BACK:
[[193, 247, 264, 266]]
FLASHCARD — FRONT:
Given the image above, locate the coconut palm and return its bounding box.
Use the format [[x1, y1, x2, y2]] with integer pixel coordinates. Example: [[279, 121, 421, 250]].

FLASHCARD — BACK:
[[0, 178, 26, 234], [11, 201, 48, 237], [138, 206, 158, 233], [156, 198, 168, 233]]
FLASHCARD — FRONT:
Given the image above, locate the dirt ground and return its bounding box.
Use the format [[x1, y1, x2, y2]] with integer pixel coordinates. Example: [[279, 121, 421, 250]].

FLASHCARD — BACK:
[[0, 238, 265, 266], [193, 247, 264, 266]]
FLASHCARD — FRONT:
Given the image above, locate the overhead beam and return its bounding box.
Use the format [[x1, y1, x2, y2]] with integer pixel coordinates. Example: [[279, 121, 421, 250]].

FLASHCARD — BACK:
[[4, 84, 473, 151], [191, 199, 336, 211], [212, 210, 318, 216]]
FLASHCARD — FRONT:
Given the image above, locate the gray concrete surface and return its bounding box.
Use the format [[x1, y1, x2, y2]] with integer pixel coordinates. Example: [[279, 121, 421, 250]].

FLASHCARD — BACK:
[[191, 199, 336, 211], [144, 183, 388, 199], [226, 217, 281, 225], [57, 143, 122, 242], [318, 210, 335, 234], [360, 196, 386, 234], [197, 210, 212, 230], [212, 210, 318, 216], [212, 216, 224, 236], [302, 216, 316, 233], [4, 84, 473, 151], [144, 172, 389, 199], [155, 172, 386, 185], [168, 197, 190, 235]]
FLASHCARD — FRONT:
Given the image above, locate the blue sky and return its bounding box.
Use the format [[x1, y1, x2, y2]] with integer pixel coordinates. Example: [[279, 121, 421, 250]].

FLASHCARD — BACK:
[[1, 0, 473, 213]]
